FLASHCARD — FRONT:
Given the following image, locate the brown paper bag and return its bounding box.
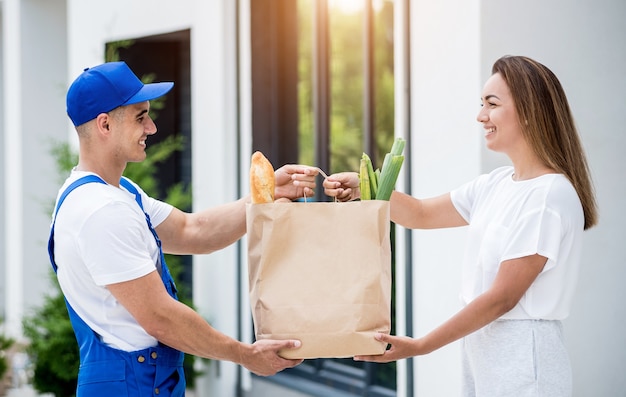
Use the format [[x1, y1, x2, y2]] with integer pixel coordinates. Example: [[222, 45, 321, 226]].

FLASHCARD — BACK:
[[246, 200, 391, 359]]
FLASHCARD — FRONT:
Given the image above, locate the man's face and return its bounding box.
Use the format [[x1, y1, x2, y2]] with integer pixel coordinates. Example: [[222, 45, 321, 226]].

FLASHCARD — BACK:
[[109, 101, 157, 163]]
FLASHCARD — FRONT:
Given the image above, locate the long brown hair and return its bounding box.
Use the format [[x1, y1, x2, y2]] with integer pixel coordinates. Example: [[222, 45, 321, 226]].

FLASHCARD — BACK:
[[492, 55, 598, 229]]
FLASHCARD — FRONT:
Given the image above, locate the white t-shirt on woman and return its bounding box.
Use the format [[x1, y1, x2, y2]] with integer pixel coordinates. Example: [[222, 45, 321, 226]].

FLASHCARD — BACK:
[[450, 166, 584, 320]]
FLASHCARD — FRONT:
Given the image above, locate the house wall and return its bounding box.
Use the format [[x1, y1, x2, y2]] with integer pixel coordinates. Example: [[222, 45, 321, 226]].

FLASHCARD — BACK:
[[0, 0, 8, 326], [408, 1, 482, 395], [409, 0, 626, 395], [1, 0, 67, 337], [2, 0, 623, 395]]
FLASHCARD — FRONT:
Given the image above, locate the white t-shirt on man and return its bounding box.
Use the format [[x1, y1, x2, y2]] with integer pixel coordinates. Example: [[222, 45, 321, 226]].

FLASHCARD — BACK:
[[450, 166, 584, 320], [52, 170, 173, 351]]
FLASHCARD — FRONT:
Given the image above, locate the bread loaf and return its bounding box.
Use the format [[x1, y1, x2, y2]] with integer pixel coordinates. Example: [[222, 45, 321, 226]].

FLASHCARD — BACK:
[[250, 151, 275, 204]]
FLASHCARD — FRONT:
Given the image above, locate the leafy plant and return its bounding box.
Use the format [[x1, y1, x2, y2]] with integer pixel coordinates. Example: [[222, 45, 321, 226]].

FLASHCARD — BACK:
[[0, 322, 15, 388], [22, 282, 78, 396], [23, 136, 194, 396]]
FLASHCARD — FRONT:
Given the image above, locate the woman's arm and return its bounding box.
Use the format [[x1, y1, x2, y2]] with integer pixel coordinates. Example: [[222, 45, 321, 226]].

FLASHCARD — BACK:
[[390, 191, 467, 229], [355, 254, 547, 362], [323, 172, 467, 229]]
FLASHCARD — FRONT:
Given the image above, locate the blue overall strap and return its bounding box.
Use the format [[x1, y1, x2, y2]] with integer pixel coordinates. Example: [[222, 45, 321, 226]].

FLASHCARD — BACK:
[[119, 177, 178, 297], [119, 177, 144, 209], [48, 175, 107, 272], [48, 174, 178, 296], [119, 177, 162, 247]]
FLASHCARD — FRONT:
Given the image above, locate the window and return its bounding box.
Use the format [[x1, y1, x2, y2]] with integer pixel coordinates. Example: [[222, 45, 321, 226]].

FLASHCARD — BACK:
[[250, 1, 398, 395], [298, 0, 396, 180]]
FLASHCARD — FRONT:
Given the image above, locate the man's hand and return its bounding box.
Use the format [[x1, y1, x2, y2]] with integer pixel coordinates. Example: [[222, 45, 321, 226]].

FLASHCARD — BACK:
[[240, 339, 304, 376], [274, 165, 319, 201]]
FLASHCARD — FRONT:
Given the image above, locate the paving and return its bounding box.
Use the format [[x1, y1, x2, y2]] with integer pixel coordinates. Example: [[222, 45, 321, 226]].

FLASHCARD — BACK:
[[4, 377, 314, 397]]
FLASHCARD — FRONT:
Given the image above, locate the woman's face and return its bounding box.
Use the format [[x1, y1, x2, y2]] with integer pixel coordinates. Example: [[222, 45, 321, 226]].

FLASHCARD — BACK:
[[476, 73, 525, 155]]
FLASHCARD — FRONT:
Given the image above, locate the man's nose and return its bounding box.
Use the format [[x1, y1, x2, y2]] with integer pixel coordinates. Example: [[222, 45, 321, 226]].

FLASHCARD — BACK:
[[146, 117, 157, 134]]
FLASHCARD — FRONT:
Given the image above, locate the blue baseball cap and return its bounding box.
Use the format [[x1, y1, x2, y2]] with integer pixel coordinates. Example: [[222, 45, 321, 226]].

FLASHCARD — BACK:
[[66, 61, 174, 127]]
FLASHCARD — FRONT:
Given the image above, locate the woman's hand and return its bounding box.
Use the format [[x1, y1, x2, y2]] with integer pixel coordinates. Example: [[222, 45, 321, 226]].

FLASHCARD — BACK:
[[353, 333, 426, 363], [322, 172, 360, 202]]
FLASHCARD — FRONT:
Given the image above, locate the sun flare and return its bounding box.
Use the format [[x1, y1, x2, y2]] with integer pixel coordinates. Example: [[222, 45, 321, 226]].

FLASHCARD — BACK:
[[329, 0, 386, 14]]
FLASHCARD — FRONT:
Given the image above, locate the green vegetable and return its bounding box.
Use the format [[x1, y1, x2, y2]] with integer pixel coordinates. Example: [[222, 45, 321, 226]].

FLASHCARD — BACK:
[[359, 137, 405, 201], [376, 153, 404, 200]]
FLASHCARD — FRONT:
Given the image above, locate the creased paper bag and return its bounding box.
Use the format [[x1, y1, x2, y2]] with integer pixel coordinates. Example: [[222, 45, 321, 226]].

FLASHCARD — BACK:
[[246, 200, 391, 359]]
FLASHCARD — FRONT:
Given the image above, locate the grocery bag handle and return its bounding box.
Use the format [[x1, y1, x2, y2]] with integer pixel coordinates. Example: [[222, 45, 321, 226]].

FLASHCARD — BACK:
[[303, 167, 336, 203]]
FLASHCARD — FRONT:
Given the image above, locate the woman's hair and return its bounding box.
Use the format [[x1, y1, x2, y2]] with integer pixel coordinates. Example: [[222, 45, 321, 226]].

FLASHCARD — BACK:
[[492, 55, 598, 229]]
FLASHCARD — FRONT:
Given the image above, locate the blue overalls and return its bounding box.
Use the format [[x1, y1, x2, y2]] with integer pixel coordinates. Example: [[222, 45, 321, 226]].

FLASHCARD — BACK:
[[48, 175, 186, 396]]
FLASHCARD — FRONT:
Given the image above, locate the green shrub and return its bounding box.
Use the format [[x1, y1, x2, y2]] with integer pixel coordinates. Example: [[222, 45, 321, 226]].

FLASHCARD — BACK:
[[0, 325, 14, 384]]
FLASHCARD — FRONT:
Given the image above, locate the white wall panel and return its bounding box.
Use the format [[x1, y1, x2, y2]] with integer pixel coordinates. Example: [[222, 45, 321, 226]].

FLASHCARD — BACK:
[[1, 0, 66, 339], [409, 1, 481, 395], [189, 1, 241, 396]]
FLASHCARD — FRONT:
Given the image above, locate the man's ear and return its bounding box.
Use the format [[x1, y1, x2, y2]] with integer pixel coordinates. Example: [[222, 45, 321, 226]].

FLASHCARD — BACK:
[[94, 113, 111, 133]]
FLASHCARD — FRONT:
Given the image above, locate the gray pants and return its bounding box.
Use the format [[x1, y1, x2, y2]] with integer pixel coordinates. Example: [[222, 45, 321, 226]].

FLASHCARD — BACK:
[[461, 319, 572, 397]]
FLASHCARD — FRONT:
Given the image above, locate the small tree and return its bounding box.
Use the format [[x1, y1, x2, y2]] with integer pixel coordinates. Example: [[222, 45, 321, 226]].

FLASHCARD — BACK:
[[23, 136, 195, 396]]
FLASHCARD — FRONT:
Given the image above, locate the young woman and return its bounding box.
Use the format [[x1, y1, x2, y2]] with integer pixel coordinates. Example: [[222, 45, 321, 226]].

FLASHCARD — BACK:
[[323, 55, 598, 396]]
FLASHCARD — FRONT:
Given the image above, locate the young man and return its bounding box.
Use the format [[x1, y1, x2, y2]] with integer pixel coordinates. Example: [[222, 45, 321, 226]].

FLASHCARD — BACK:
[[50, 61, 315, 396]]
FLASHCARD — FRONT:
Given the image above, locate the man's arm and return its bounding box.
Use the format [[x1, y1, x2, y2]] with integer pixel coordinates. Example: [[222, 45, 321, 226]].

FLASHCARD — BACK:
[[156, 164, 319, 255], [156, 197, 248, 255], [107, 271, 302, 376]]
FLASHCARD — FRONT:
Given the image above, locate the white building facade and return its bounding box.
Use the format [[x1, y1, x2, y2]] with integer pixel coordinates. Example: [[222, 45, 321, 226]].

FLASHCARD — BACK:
[[1, 0, 624, 396]]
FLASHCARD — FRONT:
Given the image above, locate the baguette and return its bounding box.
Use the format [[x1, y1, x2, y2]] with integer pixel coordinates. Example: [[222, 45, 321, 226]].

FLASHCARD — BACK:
[[250, 151, 275, 204]]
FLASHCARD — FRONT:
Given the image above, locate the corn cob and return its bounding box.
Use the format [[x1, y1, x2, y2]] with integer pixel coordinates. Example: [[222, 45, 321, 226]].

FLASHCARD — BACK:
[[359, 157, 372, 200], [362, 153, 378, 199]]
